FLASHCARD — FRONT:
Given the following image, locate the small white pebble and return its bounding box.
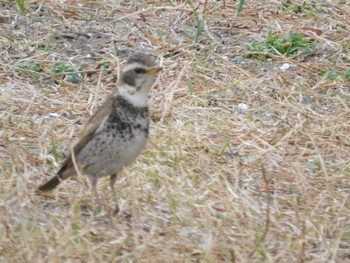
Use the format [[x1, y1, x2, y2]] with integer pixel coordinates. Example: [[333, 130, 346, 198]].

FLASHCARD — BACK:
[[280, 63, 290, 71], [49, 112, 60, 117], [237, 103, 249, 113]]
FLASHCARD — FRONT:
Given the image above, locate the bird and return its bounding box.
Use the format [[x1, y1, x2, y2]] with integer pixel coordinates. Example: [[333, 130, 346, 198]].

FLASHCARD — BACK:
[[37, 52, 162, 203]]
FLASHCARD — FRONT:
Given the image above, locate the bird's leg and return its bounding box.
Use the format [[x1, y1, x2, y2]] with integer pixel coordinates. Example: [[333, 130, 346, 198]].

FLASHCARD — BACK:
[[88, 176, 103, 210], [110, 174, 119, 215], [110, 174, 117, 200]]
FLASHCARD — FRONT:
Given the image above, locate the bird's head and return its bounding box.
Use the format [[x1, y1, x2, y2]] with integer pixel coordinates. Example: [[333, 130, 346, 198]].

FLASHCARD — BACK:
[[121, 52, 162, 92], [117, 52, 162, 107]]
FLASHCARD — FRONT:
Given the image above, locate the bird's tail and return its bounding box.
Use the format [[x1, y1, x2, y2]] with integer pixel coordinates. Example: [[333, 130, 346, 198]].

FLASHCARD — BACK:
[[37, 175, 61, 192], [37, 154, 77, 192]]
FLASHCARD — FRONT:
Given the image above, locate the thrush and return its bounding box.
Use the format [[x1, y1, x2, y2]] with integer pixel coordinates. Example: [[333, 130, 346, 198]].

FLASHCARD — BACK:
[[38, 52, 162, 200]]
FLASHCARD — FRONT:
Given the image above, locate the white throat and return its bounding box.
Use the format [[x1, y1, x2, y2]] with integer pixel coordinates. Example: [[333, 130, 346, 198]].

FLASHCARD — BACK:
[[116, 85, 148, 108]]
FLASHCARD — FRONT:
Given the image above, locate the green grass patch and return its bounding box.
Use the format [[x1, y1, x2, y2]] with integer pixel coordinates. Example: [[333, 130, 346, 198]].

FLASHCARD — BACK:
[[52, 63, 78, 74], [281, 0, 317, 16], [318, 69, 350, 82], [17, 61, 42, 73], [246, 31, 315, 60], [52, 63, 83, 83], [17, 61, 84, 83], [99, 60, 111, 70], [318, 69, 338, 81]]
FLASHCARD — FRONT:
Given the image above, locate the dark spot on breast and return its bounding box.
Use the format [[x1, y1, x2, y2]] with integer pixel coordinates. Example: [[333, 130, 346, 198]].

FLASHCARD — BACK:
[[107, 97, 149, 140]]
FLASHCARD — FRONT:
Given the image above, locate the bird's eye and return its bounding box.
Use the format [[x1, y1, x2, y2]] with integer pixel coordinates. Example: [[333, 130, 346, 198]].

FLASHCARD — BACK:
[[134, 68, 146, 74]]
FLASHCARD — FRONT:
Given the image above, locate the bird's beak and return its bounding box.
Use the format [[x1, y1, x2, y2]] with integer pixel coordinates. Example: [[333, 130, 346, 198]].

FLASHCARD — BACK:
[[147, 67, 163, 75]]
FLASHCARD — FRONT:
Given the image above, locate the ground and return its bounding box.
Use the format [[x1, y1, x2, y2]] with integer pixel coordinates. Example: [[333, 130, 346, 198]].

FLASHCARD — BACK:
[[0, 0, 350, 262]]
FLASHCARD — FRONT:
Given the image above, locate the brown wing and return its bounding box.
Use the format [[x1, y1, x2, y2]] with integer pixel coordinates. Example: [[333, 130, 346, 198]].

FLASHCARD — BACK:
[[57, 94, 115, 178], [37, 94, 116, 191]]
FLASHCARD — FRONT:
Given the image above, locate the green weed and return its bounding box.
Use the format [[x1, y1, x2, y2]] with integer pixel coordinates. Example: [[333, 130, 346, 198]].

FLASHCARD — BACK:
[[194, 12, 204, 43], [246, 31, 315, 60], [16, 0, 27, 15], [255, 240, 267, 257], [99, 61, 111, 70], [236, 0, 246, 16], [17, 61, 41, 73], [44, 35, 51, 52], [52, 63, 83, 83], [281, 0, 317, 16], [318, 70, 338, 81], [319, 69, 350, 82], [50, 138, 61, 162], [52, 63, 77, 74]]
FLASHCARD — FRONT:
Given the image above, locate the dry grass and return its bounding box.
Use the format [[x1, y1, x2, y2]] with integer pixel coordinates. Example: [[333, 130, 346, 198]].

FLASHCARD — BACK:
[[1, 0, 350, 262]]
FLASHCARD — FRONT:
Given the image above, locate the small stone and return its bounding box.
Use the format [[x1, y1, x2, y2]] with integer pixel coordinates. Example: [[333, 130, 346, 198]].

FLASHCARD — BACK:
[[237, 103, 249, 113], [280, 63, 290, 71]]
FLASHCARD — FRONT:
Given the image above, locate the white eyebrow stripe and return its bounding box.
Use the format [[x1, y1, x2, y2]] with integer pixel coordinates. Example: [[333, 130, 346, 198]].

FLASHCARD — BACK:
[[123, 62, 147, 72]]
